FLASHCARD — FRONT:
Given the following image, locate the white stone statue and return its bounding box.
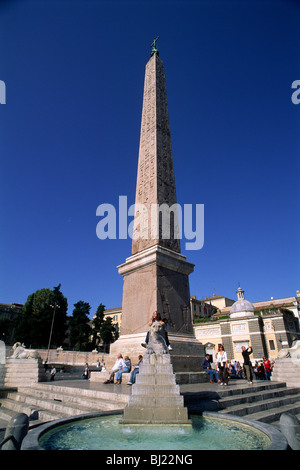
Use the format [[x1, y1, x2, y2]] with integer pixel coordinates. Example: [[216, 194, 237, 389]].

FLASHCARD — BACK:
[[277, 340, 300, 363], [11, 342, 40, 359], [146, 321, 168, 355], [0, 340, 6, 364]]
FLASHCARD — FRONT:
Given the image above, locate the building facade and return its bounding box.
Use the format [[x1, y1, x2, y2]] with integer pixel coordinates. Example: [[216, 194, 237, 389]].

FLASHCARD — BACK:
[[104, 288, 300, 362], [193, 288, 300, 361]]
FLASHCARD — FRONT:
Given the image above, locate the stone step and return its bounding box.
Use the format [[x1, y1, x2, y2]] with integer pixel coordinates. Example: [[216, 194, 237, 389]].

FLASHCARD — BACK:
[[14, 386, 126, 411], [184, 381, 296, 416], [0, 404, 19, 422], [221, 392, 300, 419], [175, 372, 209, 385], [131, 384, 180, 396], [128, 395, 184, 407], [90, 371, 131, 383], [246, 401, 300, 426], [29, 383, 129, 404], [0, 382, 130, 426], [8, 391, 121, 414], [0, 397, 65, 423], [1, 395, 97, 419], [1, 389, 125, 421], [135, 374, 176, 385], [217, 386, 300, 410], [140, 364, 174, 374]]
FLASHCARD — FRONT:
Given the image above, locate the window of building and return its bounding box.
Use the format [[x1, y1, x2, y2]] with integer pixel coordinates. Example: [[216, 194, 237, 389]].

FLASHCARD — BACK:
[[234, 341, 249, 352], [269, 340, 275, 351]]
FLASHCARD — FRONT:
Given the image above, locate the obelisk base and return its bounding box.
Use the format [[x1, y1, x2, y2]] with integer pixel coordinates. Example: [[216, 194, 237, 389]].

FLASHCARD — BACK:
[[109, 332, 205, 373], [117, 245, 195, 336]]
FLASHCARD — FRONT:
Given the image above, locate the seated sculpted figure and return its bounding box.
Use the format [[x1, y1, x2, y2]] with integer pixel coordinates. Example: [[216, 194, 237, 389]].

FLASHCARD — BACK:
[[11, 342, 39, 359], [146, 319, 168, 355]]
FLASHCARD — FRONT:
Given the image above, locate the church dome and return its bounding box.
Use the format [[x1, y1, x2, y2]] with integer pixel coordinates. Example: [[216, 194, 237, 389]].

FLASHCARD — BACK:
[[230, 287, 254, 318]]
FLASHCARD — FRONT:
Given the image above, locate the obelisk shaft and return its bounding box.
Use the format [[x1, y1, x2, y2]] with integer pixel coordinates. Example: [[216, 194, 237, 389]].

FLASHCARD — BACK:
[[132, 53, 180, 255]]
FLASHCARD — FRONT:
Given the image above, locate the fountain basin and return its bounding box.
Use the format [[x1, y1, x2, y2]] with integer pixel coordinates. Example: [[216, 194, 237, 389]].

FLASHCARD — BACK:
[[21, 410, 287, 451]]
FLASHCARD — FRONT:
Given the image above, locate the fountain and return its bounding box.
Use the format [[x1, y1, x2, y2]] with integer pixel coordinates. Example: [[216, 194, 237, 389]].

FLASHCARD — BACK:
[[20, 324, 287, 451], [21, 409, 286, 451]]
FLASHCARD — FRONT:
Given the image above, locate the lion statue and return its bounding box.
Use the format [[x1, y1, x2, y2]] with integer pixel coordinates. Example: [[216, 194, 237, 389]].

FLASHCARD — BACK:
[[11, 342, 40, 359], [146, 321, 168, 355], [277, 340, 300, 362]]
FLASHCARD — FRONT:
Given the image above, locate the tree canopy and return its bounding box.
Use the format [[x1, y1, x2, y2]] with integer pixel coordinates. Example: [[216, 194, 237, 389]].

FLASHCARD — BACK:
[[14, 284, 67, 349], [69, 301, 92, 351]]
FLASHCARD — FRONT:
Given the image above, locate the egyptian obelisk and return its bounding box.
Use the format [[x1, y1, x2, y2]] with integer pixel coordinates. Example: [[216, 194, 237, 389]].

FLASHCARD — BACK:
[[110, 39, 204, 360]]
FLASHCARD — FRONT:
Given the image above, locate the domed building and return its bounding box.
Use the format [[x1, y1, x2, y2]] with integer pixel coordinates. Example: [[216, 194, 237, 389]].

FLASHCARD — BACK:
[[230, 287, 255, 318], [192, 286, 300, 362]]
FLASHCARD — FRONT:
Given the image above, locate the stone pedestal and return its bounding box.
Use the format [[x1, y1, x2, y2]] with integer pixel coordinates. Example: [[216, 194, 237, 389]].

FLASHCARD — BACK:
[[122, 353, 190, 425], [2, 358, 47, 387], [117, 245, 194, 336]]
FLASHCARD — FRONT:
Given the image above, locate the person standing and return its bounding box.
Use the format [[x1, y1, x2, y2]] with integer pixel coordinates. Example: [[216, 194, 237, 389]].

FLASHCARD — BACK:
[[215, 344, 228, 385], [241, 345, 253, 384], [162, 318, 172, 351], [50, 365, 56, 381], [263, 356, 272, 380], [82, 363, 90, 380]]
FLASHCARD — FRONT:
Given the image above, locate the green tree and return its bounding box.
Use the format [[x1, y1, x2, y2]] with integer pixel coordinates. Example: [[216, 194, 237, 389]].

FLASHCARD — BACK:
[[69, 301, 92, 351], [99, 316, 116, 353], [91, 303, 105, 349], [0, 317, 11, 342], [14, 284, 67, 348]]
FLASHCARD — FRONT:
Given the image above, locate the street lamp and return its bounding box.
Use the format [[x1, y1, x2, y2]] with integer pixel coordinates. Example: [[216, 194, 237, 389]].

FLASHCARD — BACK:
[[46, 303, 60, 362]]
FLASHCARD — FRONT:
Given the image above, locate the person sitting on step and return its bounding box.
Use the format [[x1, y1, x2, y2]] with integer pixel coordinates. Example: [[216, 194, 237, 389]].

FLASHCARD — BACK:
[[104, 353, 126, 384], [115, 355, 131, 384]]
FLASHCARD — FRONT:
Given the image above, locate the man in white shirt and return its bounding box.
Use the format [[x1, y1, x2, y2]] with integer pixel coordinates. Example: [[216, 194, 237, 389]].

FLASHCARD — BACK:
[[104, 353, 126, 384]]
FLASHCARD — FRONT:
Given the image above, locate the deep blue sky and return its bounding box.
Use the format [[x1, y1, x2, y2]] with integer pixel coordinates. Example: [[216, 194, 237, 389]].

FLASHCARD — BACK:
[[0, 0, 299, 317]]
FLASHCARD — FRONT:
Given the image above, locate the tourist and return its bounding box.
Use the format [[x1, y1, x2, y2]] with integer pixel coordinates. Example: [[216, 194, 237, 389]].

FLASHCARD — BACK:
[[162, 318, 172, 351], [201, 354, 220, 383], [241, 345, 253, 384], [43, 359, 48, 372], [50, 365, 56, 381], [82, 362, 90, 380], [115, 355, 131, 384], [127, 355, 143, 385], [236, 362, 244, 379], [215, 344, 229, 385], [253, 361, 260, 380], [258, 361, 265, 379], [104, 353, 126, 384], [263, 356, 272, 381], [229, 363, 237, 379]]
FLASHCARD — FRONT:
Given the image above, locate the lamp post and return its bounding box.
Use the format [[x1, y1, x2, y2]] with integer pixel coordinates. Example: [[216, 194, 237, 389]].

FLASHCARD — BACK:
[[46, 303, 60, 362]]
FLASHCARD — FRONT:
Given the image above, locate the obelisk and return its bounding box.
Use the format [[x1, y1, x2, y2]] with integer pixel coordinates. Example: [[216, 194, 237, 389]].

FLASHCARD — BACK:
[[111, 40, 204, 361]]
